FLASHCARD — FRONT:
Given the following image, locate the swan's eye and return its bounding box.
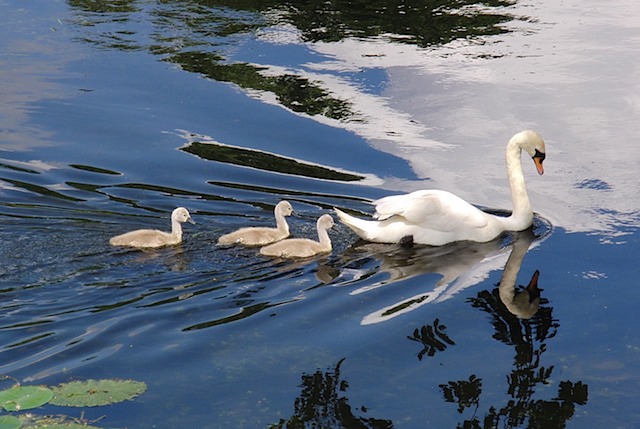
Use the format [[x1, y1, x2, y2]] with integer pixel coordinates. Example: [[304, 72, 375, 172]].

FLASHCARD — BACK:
[[533, 149, 545, 161]]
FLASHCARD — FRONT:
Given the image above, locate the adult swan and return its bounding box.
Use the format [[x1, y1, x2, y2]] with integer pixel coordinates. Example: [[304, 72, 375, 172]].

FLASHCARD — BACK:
[[334, 130, 546, 246]]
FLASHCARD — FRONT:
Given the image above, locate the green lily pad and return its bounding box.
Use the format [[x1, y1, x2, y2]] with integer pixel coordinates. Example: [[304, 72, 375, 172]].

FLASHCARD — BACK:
[[0, 385, 53, 411], [0, 415, 21, 429], [49, 379, 147, 407]]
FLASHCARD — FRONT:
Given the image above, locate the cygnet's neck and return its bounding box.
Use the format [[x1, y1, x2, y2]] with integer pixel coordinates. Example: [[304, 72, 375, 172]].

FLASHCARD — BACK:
[[171, 218, 183, 240], [502, 139, 533, 231], [317, 226, 332, 250], [275, 210, 290, 235]]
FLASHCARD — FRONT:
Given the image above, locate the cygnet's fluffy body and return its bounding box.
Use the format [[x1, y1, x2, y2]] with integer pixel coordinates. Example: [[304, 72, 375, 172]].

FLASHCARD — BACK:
[[260, 214, 334, 258], [109, 207, 194, 249], [217, 201, 293, 246]]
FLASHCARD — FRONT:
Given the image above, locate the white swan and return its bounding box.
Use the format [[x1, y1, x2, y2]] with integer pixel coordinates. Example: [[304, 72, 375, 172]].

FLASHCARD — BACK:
[[260, 214, 334, 258], [334, 130, 546, 246], [109, 207, 195, 248], [217, 200, 294, 246]]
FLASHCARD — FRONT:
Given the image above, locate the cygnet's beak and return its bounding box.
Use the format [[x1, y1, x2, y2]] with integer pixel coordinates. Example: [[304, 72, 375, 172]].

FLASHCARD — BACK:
[[187, 217, 196, 225]]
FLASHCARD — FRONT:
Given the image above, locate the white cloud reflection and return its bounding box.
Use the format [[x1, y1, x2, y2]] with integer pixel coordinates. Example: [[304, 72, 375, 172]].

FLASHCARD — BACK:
[[255, 0, 640, 237]]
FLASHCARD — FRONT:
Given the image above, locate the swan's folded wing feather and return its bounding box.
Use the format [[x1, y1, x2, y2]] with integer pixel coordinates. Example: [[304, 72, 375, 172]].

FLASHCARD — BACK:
[[373, 190, 489, 232]]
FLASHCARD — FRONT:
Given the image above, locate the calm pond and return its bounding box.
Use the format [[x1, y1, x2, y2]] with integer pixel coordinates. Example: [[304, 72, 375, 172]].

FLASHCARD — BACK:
[[1, 0, 638, 428]]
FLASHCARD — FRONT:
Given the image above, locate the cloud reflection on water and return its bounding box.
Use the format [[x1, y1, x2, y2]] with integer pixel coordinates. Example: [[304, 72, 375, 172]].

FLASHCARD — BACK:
[[287, 0, 640, 237]]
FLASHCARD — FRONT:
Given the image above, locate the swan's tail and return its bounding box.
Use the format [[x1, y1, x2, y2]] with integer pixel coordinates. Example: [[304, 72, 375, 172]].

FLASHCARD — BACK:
[[334, 208, 374, 240]]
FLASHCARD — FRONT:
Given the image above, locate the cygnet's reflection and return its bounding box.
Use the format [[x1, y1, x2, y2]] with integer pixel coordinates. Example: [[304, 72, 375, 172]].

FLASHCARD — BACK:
[[338, 223, 547, 325]]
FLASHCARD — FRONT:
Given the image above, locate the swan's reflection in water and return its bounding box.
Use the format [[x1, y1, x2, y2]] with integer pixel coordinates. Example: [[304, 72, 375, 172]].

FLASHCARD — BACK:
[[335, 218, 549, 324], [496, 230, 541, 319]]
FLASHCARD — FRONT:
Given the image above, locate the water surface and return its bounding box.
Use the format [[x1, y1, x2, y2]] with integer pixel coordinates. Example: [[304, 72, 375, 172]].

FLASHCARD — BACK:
[[1, 1, 638, 428]]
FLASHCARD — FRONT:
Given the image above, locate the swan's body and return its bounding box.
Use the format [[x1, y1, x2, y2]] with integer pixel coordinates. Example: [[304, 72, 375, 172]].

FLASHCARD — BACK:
[[110, 207, 194, 248], [260, 214, 334, 258], [217, 201, 294, 246], [335, 130, 546, 246]]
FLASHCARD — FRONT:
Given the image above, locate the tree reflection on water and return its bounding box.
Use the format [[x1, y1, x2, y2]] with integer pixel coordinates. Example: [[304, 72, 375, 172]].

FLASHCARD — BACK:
[[273, 253, 587, 429], [274, 298, 587, 429], [407, 317, 455, 360], [66, 0, 524, 123], [436, 274, 589, 428], [270, 358, 393, 429]]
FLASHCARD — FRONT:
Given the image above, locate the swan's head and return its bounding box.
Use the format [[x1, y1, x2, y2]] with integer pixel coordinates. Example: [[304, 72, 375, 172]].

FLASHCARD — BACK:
[[511, 270, 542, 319], [317, 214, 335, 230], [172, 207, 195, 224], [513, 130, 546, 175], [275, 200, 294, 216]]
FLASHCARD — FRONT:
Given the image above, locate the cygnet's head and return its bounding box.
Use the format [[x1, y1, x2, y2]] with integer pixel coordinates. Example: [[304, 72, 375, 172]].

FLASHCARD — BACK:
[[513, 130, 546, 175], [276, 201, 294, 216], [317, 214, 334, 230], [172, 207, 195, 224]]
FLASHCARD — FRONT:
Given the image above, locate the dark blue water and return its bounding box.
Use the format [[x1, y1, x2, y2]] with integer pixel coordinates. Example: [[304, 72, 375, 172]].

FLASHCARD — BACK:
[[1, 1, 638, 428]]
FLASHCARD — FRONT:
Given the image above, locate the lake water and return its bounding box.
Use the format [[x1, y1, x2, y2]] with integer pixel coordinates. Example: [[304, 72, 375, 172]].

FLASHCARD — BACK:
[[1, 0, 638, 428]]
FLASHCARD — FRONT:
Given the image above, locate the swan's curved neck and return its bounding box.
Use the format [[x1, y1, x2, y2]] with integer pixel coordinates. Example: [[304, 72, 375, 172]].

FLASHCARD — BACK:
[[275, 210, 290, 234], [502, 140, 533, 231], [498, 234, 531, 304], [317, 226, 332, 250], [498, 232, 537, 318]]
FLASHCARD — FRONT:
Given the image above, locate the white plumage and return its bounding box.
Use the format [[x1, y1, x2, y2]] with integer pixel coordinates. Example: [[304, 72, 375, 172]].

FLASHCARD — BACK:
[[335, 130, 546, 246]]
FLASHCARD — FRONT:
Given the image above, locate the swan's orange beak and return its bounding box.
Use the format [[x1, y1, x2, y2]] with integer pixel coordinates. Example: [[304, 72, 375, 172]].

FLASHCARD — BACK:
[[526, 270, 542, 300], [533, 151, 545, 175], [534, 157, 544, 175]]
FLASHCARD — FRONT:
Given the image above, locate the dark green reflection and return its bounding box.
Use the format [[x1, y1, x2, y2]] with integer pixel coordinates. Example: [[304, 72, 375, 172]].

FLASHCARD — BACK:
[[440, 375, 482, 414], [69, 164, 121, 175], [67, 0, 140, 13], [0, 178, 84, 202], [270, 358, 393, 429], [441, 283, 589, 428], [181, 140, 364, 181], [273, 0, 517, 45], [166, 51, 354, 119], [408, 318, 455, 360], [66, 0, 522, 120]]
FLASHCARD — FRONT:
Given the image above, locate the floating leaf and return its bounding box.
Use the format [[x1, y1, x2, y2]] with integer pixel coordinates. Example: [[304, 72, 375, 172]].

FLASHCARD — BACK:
[[0, 415, 21, 429], [0, 385, 53, 411], [50, 379, 147, 407]]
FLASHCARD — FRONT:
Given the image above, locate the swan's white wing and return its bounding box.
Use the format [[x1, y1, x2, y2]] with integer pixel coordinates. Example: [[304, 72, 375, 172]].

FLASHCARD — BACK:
[[373, 190, 489, 232]]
